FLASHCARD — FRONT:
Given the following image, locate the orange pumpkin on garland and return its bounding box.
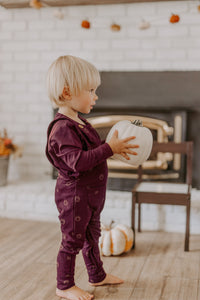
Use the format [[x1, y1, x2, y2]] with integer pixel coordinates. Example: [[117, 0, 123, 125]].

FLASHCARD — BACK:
[[29, 0, 43, 9], [170, 14, 180, 24], [110, 23, 121, 31], [81, 20, 90, 29]]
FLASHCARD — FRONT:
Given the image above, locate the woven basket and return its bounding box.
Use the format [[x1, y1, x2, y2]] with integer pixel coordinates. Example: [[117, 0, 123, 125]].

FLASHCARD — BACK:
[[0, 155, 9, 186]]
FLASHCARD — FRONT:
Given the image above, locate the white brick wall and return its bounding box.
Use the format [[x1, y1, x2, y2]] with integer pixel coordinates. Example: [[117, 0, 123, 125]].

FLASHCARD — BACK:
[[0, 1, 200, 222]]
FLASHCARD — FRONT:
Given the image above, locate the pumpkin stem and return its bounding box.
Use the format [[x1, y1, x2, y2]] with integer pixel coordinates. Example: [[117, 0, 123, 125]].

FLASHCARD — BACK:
[[109, 220, 115, 229], [101, 220, 115, 231], [132, 119, 143, 127]]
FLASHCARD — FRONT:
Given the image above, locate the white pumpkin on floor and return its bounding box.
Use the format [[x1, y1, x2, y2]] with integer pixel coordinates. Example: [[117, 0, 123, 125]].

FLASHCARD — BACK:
[[99, 221, 134, 256], [106, 119, 153, 166]]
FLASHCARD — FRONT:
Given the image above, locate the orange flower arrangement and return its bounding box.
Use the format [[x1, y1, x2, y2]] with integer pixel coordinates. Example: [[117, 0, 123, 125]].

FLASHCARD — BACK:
[[0, 129, 22, 158]]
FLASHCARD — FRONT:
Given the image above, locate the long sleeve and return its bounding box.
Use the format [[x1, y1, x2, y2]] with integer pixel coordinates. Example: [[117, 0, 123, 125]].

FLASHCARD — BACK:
[[50, 124, 113, 173]]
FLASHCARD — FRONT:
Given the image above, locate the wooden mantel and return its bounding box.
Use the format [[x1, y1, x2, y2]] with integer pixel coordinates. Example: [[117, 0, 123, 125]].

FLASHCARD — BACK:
[[0, 0, 187, 9]]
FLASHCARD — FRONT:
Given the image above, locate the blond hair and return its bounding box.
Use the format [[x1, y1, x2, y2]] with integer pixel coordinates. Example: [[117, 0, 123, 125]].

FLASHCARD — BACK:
[[46, 55, 101, 108]]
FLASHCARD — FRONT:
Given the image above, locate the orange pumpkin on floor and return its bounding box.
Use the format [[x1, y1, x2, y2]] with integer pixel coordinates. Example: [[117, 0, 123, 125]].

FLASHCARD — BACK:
[[99, 222, 134, 256]]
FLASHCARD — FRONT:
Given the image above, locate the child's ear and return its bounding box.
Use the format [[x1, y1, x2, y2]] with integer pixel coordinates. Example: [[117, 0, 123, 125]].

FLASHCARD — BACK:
[[62, 86, 72, 100]]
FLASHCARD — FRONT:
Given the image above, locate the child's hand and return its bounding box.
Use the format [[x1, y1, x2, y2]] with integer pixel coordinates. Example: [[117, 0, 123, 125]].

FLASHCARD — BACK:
[[107, 130, 139, 160]]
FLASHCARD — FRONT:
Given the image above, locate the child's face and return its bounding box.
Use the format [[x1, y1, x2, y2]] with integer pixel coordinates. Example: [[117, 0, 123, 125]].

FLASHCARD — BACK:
[[71, 88, 98, 114]]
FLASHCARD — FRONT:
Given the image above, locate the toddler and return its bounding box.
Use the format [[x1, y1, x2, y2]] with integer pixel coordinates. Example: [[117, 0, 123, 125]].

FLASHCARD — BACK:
[[45, 55, 139, 300]]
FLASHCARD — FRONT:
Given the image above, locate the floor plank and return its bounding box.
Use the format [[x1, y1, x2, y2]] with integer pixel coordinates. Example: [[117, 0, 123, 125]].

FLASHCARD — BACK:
[[160, 277, 198, 300], [130, 232, 179, 300], [0, 217, 200, 300]]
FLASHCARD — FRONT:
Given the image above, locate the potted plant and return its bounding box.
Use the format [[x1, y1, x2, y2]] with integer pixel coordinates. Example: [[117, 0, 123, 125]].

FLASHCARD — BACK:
[[0, 129, 22, 186]]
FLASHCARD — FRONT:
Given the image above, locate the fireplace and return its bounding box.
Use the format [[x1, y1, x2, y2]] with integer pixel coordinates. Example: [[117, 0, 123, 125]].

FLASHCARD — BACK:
[[52, 71, 200, 190], [53, 108, 187, 191]]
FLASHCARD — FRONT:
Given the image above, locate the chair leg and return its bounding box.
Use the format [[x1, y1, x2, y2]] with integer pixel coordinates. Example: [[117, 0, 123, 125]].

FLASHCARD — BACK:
[[131, 192, 136, 248], [185, 199, 190, 252], [138, 202, 141, 232]]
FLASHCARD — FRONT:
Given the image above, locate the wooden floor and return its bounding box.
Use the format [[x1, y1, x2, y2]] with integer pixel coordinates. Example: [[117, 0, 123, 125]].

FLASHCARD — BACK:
[[0, 218, 200, 300]]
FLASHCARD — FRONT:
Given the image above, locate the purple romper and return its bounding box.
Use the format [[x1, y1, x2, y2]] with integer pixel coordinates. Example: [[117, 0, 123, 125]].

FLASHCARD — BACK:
[[46, 112, 113, 290]]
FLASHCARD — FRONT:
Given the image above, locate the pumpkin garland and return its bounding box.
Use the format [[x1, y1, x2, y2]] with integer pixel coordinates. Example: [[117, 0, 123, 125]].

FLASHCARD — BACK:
[[28, 1, 196, 28]]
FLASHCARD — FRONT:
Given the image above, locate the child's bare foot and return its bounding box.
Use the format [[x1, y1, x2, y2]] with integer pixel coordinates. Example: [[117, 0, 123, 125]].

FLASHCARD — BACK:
[[89, 274, 124, 286], [56, 286, 94, 300]]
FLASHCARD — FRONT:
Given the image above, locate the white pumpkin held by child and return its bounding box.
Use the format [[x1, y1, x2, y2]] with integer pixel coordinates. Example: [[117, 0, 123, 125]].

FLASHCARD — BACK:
[[106, 119, 153, 166], [99, 221, 134, 256]]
